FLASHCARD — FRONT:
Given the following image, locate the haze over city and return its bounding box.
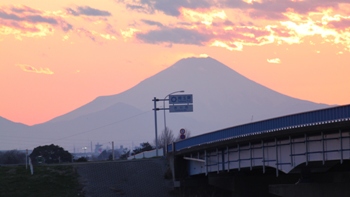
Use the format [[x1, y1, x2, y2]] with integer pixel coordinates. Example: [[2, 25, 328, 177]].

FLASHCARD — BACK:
[[1, 0, 349, 126]]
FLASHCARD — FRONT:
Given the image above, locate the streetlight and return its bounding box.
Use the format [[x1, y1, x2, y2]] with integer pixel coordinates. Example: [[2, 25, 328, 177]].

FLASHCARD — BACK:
[[163, 90, 184, 149], [164, 90, 185, 133], [153, 90, 184, 157]]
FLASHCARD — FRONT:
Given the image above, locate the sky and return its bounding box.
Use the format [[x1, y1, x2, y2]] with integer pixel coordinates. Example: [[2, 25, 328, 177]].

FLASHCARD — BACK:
[[1, 0, 350, 126]]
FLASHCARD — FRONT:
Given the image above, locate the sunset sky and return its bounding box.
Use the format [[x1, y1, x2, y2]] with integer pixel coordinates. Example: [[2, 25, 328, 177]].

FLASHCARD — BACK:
[[1, 0, 350, 126]]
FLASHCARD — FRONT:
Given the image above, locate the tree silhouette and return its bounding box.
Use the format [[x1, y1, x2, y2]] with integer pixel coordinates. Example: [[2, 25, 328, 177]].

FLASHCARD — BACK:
[[154, 127, 175, 148], [75, 157, 88, 162], [132, 142, 153, 155], [119, 150, 130, 160], [30, 144, 72, 164], [0, 150, 26, 164]]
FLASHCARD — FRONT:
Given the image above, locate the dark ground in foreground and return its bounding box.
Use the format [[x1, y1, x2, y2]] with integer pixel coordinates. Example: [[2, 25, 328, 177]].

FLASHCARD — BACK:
[[0, 157, 174, 197], [74, 157, 174, 197], [0, 164, 83, 197]]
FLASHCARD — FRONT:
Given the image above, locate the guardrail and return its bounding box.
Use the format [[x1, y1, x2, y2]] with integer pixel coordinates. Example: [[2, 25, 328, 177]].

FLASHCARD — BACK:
[[168, 104, 350, 153]]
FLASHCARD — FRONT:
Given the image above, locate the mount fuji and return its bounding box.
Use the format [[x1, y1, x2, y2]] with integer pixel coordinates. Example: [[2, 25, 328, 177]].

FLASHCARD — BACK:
[[0, 57, 330, 151]]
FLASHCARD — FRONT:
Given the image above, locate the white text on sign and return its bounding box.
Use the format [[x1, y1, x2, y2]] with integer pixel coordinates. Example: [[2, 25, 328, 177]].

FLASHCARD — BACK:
[[169, 105, 193, 112], [169, 94, 193, 104]]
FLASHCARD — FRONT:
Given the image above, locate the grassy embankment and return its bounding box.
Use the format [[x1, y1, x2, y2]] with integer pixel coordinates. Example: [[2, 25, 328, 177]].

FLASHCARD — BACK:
[[0, 165, 83, 197]]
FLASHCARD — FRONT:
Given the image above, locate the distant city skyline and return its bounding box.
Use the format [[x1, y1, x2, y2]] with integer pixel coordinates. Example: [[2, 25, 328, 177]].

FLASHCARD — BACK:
[[1, 0, 350, 125]]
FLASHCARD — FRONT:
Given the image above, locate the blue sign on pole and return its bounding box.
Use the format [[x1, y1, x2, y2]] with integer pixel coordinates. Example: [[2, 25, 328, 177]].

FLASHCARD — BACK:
[[169, 94, 193, 104]]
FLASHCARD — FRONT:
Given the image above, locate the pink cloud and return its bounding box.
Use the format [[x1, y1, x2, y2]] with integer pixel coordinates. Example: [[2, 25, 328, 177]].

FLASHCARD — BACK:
[[0, 5, 72, 38], [327, 18, 350, 30], [76, 28, 98, 42]]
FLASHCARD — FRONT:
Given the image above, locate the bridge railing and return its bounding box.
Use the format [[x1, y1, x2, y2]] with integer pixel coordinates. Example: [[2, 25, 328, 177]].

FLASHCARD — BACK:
[[167, 104, 350, 153]]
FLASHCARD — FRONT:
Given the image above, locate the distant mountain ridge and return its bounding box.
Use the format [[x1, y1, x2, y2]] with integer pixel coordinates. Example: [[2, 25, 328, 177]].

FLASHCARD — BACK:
[[48, 57, 248, 123], [53, 57, 328, 126], [0, 57, 330, 151]]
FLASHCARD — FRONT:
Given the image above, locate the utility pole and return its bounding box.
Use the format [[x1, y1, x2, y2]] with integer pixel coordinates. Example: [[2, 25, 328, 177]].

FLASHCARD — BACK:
[[112, 141, 114, 161], [26, 149, 28, 170], [153, 97, 159, 156]]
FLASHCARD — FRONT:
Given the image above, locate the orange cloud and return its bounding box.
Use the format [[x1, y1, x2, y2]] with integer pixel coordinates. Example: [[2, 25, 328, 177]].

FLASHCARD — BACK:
[[210, 40, 242, 51], [208, 8, 350, 51], [242, 0, 262, 4], [120, 28, 140, 41], [199, 54, 209, 57], [267, 58, 281, 64], [17, 64, 54, 75], [100, 33, 117, 40], [122, 1, 350, 53], [180, 8, 227, 26], [278, 10, 350, 49]]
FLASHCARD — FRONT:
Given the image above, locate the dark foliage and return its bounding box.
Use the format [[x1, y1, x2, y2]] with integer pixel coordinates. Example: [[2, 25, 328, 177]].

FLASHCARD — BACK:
[[0, 165, 83, 196], [119, 150, 130, 160], [0, 150, 26, 164], [132, 142, 153, 155], [97, 149, 121, 161], [75, 157, 88, 162], [29, 144, 72, 164]]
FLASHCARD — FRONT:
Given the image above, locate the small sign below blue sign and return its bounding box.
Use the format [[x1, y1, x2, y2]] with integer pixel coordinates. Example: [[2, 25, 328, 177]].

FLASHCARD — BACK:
[[169, 104, 193, 112]]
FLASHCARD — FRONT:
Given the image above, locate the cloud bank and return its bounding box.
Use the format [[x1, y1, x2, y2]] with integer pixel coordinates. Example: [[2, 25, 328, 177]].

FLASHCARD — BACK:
[[17, 64, 54, 75], [119, 0, 350, 51]]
